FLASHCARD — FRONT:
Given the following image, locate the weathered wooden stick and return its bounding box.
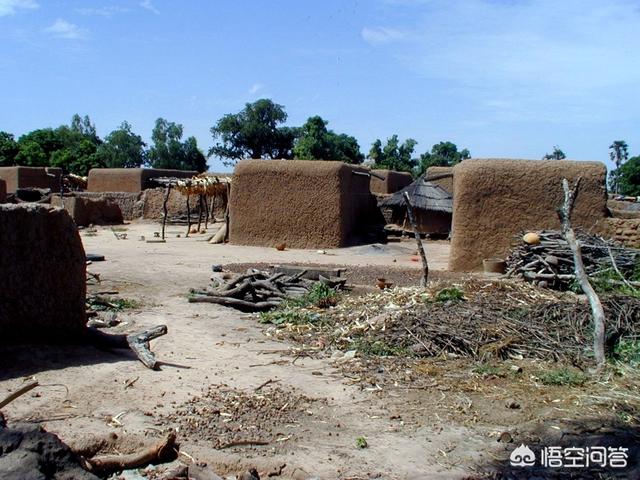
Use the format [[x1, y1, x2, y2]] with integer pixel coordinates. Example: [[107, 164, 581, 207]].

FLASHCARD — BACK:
[[607, 246, 638, 292], [161, 184, 172, 240], [403, 191, 429, 286], [185, 194, 192, 237], [557, 177, 606, 368], [80, 432, 177, 475], [204, 194, 210, 229], [196, 194, 204, 232], [0, 381, 39, 410]]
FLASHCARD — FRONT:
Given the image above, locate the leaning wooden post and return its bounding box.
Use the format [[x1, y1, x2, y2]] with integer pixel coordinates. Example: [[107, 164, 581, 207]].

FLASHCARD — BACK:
[[161, 184, 172, 240], [224, 182, 231, 242], [403, 191, 429, 286], [196, 194, 204, 232], [204, 194, 210, 229], [557, 177, 606, 368], [185, 194, 191, 237]]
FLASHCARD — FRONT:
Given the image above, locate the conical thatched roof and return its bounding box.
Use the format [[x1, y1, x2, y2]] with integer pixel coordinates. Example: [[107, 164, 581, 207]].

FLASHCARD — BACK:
[[378, 176, 453, 213]]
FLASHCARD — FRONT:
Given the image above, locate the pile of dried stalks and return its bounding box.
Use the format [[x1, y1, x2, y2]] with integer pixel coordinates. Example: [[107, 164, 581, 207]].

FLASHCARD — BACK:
[[265, 280, 640, 363]]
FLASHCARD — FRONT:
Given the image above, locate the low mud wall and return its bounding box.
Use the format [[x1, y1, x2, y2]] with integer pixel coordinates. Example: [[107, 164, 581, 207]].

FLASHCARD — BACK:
[[370, 169, 413, 194], [51, 194, 124, 226], [87, 168, 196, 193], [425, 166, 454, 193], [0, 166, 62, 193], [0, 204, 86, 342], [450, 159, 609, 271], [607, 218, 640, 248]]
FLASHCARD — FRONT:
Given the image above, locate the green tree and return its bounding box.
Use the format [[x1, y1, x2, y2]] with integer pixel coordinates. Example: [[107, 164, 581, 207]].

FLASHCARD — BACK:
[[543, 146, 566, 160], [609, 140, 629, 194], [293, 116, 364, 164], [15, 128, 65, 167], [96, 121, 146, 168], [209, 99, 297, 165], [368, 135, 417, 173], [615, 155, 640, 196], [419, 141, 471, 174], [148, 118, 207, 172], [0, 131, 19, 166]]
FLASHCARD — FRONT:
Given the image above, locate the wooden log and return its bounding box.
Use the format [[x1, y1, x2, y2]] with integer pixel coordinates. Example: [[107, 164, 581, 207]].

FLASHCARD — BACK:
[[0, 381, 39, 409], [186, 194, 191, 237], [161, 185, 172, 241], [80, 432, 177, 476], [188, 295, 281, 312], [85, 325, 168, 370]]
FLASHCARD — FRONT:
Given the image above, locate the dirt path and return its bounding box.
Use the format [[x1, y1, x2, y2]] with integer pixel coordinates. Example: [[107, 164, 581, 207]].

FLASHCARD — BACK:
[[0, 222, 497, 479]]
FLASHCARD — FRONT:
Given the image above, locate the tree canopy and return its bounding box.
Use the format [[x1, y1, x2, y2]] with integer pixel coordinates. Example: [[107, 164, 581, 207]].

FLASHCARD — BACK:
[[0, 132, 19, 167], [95, 121, 147, 168], [147, 118, 207, 172], [542, 146, 566, 160], [615, 155, 640, 196], [419, 141, 470, 174], [209, 99, 296, 165], [368, 135, 418, 173], [293, 116, 363, 164]]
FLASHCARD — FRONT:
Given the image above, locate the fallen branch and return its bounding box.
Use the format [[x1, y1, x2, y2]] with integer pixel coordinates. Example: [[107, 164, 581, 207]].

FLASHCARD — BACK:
[[80, 431, 177, 476], [557, 177, 606, 368], [0, 381, 39, 410], [86, 325, 168, 370]]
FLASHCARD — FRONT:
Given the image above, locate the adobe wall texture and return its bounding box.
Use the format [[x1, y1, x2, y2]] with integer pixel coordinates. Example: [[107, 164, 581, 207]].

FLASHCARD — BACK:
[[425, 166, 454, 194], [370, 169, 413, 194], [51, 194, 124, 226], [0, 179, 5, 203], [87, 168, 197, 193], [69, 192, 143, 220], [0, 166, 62, 193], [607, 218, 640, 248], [0, 204, 86, 342], [449, 159, 609, 271], [230, 160, 378, 248]]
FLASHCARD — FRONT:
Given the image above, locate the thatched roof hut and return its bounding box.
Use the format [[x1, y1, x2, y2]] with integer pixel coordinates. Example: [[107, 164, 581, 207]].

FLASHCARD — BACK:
[[379, 176, 452, 213], [378, 176, 452, 235]]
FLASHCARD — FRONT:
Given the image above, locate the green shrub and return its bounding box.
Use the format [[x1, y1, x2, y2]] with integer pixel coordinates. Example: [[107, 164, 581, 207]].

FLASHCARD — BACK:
[[539, 368, 587, 386]]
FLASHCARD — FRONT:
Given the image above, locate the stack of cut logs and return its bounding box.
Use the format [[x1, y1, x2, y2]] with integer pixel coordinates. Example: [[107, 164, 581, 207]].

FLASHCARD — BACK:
[[188, 269, 345, 312], [506, 230, 638, 289]]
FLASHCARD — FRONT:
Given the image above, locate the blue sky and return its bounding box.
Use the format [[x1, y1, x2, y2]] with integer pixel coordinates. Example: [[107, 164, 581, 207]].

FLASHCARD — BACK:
[[1, 0, 639, 172]]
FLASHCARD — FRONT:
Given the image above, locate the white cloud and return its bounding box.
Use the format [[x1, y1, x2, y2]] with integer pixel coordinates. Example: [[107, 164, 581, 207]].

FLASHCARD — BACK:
[[361, 26, 409, 45], [0, 0, 38, 17], [44, 18, 88, 40], [248, 83, 264, 95], [76, 6, 129, 17], [140, 0, 159, 15]]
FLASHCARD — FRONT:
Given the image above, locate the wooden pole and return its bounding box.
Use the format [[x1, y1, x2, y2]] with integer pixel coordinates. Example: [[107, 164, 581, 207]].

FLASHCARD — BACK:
[[161, 184, 171, 240], [196, 194, 204, 232], [185, 194, 191, 237], [557, 177, 606, 368], [403, 191, 429, 286], [204, 194, 210, 229]]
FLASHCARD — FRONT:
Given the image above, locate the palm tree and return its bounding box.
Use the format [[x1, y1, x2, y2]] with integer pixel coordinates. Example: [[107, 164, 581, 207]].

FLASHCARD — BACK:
[[609, 140, 629, 193]]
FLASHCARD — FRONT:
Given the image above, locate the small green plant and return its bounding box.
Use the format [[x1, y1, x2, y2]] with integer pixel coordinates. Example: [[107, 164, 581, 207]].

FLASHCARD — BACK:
[[614, 339, 640, 365], [291, 283, 339, 309], [355, 436, 368, 449], [351, 338, 410, 356], [539, 368, 587, 387], [87, 296, 139, 311], [435, 287, 464, 303]]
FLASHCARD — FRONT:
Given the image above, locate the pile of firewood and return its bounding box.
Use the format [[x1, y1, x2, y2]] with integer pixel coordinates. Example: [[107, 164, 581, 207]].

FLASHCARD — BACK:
[[506, 230, 638, 289], [188, 268, 345, 312]]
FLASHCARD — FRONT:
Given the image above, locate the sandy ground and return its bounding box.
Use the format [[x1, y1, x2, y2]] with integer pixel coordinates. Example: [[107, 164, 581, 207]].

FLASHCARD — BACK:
[[0, 222, 497, 479]]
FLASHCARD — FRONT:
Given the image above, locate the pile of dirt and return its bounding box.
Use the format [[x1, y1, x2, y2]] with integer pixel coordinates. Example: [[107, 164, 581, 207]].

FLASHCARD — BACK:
[[0, 421, 98, 480], [159, 384, 326, 453]]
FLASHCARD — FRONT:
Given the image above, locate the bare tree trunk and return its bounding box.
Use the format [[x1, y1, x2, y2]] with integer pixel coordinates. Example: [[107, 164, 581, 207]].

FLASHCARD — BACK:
[[186, 194, 191, 237], [557, 177, 606, 368], [403, 192, 428, 286]]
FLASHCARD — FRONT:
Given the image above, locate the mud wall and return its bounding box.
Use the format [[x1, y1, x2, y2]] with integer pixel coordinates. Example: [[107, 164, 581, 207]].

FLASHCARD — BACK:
[[51, 194, 124, 226], [370, 170, 413, 194], [87, 168, 197, 193], [607, 218, 640, 248], [230, 160, 377, 248], [450, 159, 609, 271], [386, 206, 451, 235], [425, 166, 454, 193], [0, 166, 62, 193], [70, 192, 143, 220], [0, 204, 86, 342], [141, 188, 227, 221], [0, 179, 5, 202]]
